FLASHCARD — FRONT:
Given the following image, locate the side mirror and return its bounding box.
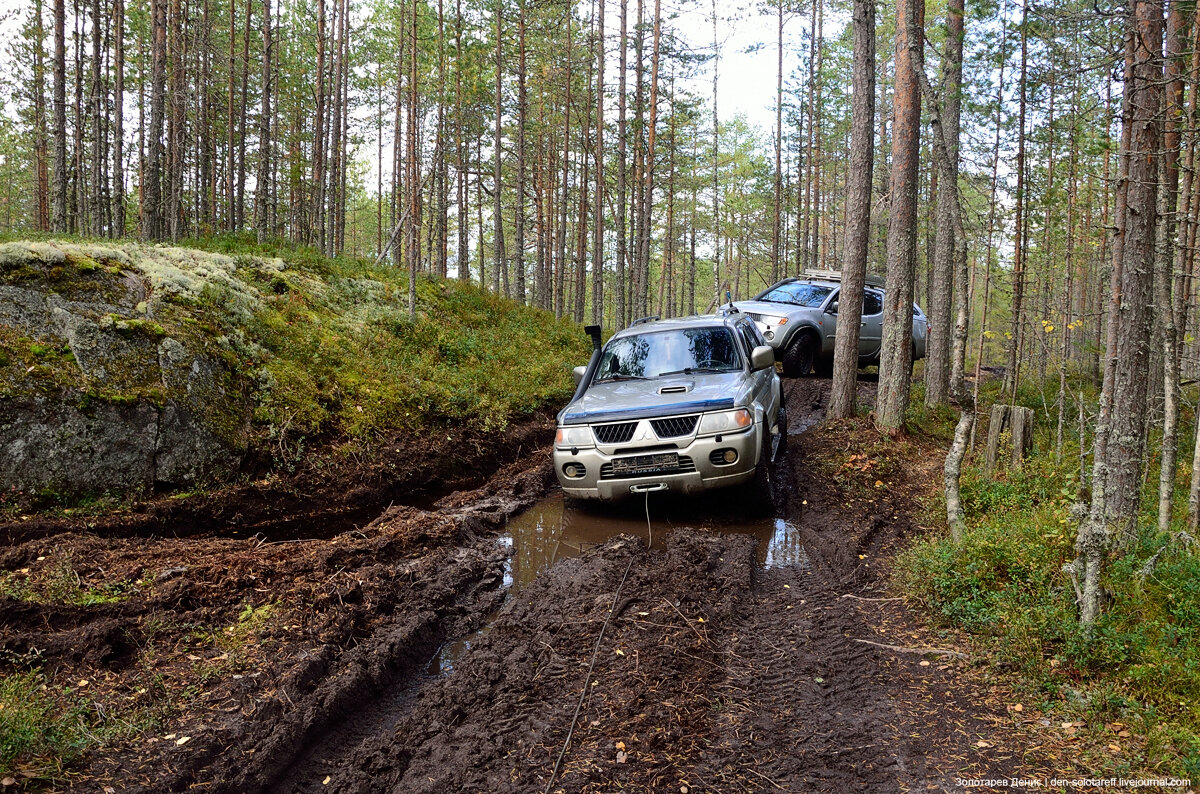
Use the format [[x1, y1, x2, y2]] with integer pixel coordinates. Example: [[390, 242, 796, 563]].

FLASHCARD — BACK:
[[750, 345, 775, 371], [572, 365, 587, 386], [827, 300, 839, 315]]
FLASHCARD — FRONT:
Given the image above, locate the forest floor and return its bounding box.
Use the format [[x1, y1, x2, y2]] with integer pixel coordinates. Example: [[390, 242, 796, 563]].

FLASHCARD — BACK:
[[0, 378, 1113, 792]]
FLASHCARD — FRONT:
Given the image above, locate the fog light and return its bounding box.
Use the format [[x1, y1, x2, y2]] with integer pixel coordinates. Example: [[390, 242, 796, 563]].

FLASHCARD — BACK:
[[563, 463, 586, 479], [765, 330, 775, 340], [709, 448, 738, 466]]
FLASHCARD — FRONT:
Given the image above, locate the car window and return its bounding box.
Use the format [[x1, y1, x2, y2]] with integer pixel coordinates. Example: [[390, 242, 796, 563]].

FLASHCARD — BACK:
[[756, 282, 833, 308], [595, 327, 743, 379], [736, 324, 757, 358], [827, 289, 883, 317]]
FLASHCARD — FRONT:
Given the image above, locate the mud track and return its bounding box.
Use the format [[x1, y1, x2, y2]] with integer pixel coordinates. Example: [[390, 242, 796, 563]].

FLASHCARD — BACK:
[[2, 378, 1034, 791]]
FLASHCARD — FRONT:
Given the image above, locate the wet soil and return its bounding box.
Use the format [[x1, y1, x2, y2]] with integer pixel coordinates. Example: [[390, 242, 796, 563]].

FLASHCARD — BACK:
[[0, 377, 1050, 791]]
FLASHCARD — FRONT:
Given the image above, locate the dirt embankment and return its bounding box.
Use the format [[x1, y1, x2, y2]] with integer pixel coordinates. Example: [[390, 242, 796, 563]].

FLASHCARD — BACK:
[[1, 377, 1050, 792]]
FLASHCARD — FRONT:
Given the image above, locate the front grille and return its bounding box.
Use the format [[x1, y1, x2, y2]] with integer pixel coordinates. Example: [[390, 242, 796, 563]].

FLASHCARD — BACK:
[[593, 421, 637, 444], [650, 415, 698, 438], [746, 312, 765, 323], [600, 455, 696, 480]]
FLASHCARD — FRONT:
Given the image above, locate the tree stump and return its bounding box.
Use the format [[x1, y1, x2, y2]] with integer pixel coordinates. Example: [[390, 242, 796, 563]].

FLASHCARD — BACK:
[[985, 404, 1035, 476]]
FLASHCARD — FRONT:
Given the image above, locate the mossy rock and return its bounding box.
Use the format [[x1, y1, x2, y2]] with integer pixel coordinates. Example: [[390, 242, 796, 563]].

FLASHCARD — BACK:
[[0, 241, 253, 498]]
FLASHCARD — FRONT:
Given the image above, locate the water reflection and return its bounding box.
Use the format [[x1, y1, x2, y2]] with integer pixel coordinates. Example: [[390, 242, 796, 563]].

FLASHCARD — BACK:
[[428, 491, 808, 675], [504, 492, 808, 593]]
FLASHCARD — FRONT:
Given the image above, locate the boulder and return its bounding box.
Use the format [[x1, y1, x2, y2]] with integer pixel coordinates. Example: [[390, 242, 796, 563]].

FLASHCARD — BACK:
[[0, 241, 252, 500]]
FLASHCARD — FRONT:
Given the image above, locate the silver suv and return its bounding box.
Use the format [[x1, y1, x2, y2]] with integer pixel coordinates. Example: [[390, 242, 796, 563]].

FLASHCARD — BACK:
[[554, 313, 786, 505], [734, 270, 928, 377]]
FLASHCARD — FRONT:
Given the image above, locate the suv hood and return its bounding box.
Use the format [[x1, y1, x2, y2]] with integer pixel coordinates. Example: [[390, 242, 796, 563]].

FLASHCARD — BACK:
[[559, 372, 742, 425]]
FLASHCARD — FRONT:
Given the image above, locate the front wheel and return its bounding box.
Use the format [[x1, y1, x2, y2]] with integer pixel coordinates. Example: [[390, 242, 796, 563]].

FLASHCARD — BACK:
[[743, 430, 775, 516], [781, 333, 818, 378]]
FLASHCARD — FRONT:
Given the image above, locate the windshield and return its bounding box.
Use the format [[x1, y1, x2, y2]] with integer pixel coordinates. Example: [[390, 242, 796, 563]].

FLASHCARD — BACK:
[[595, 327, 743, 380], [756, 282, 833, 308]]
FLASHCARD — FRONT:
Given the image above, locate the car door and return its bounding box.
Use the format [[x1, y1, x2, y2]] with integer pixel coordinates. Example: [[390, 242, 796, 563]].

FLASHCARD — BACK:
[[859, 289, 884, 358], [738, 322, 778, 423]]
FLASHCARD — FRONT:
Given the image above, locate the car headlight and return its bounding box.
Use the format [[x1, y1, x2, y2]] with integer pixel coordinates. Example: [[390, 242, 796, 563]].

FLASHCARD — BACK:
[[768, 316, 788, 326], [698, 408, 753, 435], [555, 425, 594, 447]]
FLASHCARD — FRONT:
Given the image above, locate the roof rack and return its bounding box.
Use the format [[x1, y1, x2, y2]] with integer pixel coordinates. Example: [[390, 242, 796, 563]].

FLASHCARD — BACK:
[[800, 268, 886, 288], [629, 315, 660, 327]]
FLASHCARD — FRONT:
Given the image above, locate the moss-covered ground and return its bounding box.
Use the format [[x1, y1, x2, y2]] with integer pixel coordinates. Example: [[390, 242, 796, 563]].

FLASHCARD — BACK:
[[897, 377, 1200, 778], [0, 233, 590, 462]]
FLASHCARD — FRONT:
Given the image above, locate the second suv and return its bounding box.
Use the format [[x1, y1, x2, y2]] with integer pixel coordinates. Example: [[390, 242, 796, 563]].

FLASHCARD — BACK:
[[733, 271, 928, 377], [553, 312, 786, 507]]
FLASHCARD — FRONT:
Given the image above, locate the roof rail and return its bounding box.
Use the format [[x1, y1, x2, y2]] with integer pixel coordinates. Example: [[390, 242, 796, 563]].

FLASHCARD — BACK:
[[630, 315, 660, 327], [800, 268, 886, 288]]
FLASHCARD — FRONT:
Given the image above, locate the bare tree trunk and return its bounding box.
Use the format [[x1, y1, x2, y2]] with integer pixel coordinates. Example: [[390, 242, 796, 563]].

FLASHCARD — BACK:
[[591, 0, 605, 324], [556, 6, 573, 318], [945, 0, 969, 399], [51, 0, 68, 232], [615, 0, 628, 325], [1077, 0, 1162, 624], [493, 1, 506, 295], [254, 0, 271, 244], [710, 0, 720, 307], [512, 0, 527, 302], [31, 0, 50, 231], [112, 0, 125, 234], [875, 0, 923, 432], [1002, 5, 1029, 399], [456, 0, 469, 281], [772, 1, 783, 284], [226, 0, 235, 228], [926, 0, 962, 406], [944, 408, 973, 543], [638, 0, 661, 315], [142, 0, 166, 239], [314, 0, 326, 247], [828, 0, 874, 420], [236, 0, 250, 228], [1156, 1, 1186, 534]]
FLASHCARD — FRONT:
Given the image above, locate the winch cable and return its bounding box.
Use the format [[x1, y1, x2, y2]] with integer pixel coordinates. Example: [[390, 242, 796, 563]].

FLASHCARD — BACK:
[[544, 557, 634, 794]]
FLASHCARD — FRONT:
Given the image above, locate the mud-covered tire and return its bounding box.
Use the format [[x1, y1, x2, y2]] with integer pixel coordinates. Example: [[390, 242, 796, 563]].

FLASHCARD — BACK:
[[743, 430, 774, 515], [781, 332, 818, 378], [773, 404, 789, 463]]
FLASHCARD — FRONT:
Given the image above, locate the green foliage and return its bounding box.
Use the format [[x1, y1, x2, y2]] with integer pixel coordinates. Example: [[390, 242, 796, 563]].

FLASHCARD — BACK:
[[1, 236, 590, 462], [0, 671, 94, 781], [897, 404, 1200, 776], [0, 552, 138, 606], [177, 237, 592, 445]]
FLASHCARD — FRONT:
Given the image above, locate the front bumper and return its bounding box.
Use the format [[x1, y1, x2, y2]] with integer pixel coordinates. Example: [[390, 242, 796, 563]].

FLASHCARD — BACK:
[[553, 423, 762, 501]]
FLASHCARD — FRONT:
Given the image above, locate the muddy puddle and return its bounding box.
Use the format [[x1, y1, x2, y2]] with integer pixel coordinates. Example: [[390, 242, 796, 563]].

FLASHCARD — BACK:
[[429, 490, 809, 674]]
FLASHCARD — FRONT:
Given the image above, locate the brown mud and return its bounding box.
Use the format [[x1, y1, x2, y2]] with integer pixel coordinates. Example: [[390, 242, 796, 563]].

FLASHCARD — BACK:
[[1, 378, 1051, 792]]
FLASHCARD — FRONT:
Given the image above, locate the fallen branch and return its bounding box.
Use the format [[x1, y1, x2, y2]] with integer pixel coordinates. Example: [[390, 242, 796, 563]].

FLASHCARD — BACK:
[[663, 598, 710, 643], [1139, 531, 1197, 578], [840, 594, 904, 602], [853, 638, 967, 659]]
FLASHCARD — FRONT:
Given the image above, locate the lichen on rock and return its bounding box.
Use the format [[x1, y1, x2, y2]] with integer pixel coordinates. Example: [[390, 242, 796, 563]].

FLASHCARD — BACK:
[[0, 240, 258, 500]]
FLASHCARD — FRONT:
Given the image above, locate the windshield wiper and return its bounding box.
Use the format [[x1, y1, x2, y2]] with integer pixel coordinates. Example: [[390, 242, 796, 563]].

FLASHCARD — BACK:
[[658, 367, 732, 376], [594, 373, 649, 382]]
